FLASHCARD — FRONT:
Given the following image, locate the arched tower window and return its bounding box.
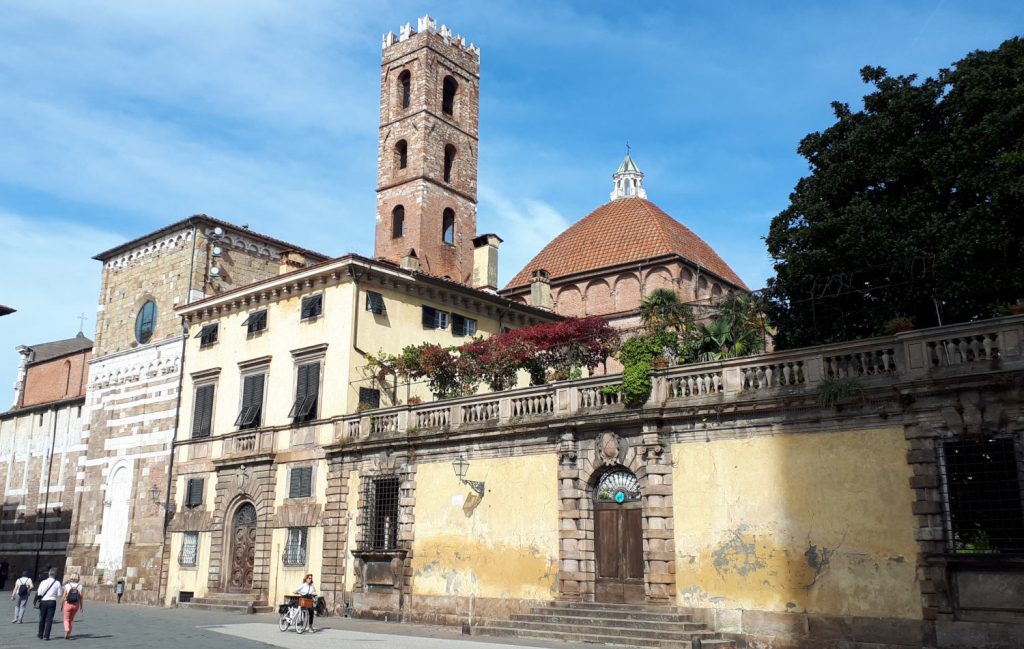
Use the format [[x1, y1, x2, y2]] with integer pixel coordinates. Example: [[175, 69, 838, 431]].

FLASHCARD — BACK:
[[442, 208, 455, 245], [135, 300, 156, 344], [442, 76, 458, 116], [443, 144, 456, 183], [392, 205, 405, 239], [398, 70, 411, 109], [395, 139, 408, 170]]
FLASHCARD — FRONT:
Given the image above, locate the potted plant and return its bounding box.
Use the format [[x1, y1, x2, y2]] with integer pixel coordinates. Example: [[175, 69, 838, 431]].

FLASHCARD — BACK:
[[407, 395, 423, 406]]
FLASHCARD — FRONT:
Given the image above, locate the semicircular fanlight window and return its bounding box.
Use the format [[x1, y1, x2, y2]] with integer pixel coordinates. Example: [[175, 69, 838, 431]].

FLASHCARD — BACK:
[[594, 469, 641, 503]]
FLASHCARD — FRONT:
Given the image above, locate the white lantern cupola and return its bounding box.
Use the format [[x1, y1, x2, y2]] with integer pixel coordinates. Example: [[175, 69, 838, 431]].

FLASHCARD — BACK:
[[610, 150, 647, 201]]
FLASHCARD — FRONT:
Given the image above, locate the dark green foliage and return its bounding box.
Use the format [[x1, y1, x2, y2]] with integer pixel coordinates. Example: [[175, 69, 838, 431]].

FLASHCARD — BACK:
[[765, 38, 1024, 349], [688, 293, 770, 362], [621, 361, 653, 406]]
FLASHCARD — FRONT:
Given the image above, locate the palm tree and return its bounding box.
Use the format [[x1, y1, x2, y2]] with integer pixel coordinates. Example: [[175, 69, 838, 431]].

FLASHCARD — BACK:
[[639, 289, 691, 332], [691, 293, 770, 361]]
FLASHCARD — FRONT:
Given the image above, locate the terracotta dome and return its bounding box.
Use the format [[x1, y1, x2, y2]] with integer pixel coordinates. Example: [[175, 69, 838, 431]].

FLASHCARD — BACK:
[[505, 197, 747, 290]]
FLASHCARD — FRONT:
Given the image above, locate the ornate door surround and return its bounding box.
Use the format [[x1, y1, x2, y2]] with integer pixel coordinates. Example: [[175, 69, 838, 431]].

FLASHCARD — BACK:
[[228, 502, 257, 592]]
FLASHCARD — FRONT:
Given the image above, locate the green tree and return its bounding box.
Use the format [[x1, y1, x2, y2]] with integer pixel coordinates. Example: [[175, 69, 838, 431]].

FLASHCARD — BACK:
[[639, 289, 691, 332], [689, 293, 769, 362], [765, 37, 1024, 349]]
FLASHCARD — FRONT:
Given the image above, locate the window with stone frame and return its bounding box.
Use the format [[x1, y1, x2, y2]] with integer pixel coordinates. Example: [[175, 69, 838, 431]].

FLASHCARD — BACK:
[[191, 384, 215, 438], [234, 373, 265, 429], [288, 466, 313, 499], [242, 309, 267, 335], [283, 527, 308, 566], [179, 532, 199, 566], [363, 476, 400, 550], [941, 434, 1024, 554], [288, 362, 320, 423], [300, 294, 323, 320], [196, 323, 219, 348], [184, 478, 204, 509]]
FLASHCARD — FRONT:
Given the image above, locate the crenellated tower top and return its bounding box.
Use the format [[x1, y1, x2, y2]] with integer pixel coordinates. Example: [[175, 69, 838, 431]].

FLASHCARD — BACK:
[[382, 15, 480, 58]]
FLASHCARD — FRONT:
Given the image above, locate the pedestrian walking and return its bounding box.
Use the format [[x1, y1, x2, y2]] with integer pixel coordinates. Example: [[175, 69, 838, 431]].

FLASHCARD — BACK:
[[61, 574, 83, 640], [9, 571, 33, 623], [35, 568, 62, 641], [295, 573, 317, 633], [114, 578, 125, 604]]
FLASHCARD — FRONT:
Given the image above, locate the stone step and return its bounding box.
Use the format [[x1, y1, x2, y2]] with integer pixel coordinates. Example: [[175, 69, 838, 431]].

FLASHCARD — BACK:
[[512, 613, 706, 631], [179, 601, 273, 614], [190, 597, 262, 607], [547, 601, 686, 613], [471, 624, 734, 649], [485, 619, 721, 643], [525, 607, 695, 623]]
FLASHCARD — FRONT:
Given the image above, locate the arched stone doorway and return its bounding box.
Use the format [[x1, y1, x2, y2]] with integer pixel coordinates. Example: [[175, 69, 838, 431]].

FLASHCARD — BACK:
[[227, 502, 257, 592], [593, 468, 644, 603]]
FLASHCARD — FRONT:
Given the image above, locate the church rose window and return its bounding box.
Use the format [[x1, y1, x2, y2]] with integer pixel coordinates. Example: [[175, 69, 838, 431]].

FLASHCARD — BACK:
[[135, 300, 157, 344], [594, 469, 641, 503]]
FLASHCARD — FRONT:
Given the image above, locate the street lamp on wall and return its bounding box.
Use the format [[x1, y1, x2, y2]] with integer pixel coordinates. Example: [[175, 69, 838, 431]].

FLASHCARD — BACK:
[[452, 455, 485, 496]]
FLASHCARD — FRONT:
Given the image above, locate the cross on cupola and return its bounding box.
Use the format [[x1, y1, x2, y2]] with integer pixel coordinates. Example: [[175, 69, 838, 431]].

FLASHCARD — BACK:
[[610, 147, 647, 200]]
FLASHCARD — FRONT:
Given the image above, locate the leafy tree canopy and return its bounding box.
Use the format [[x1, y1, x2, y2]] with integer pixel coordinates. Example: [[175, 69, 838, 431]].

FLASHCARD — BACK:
[[765, 37, 1024, 349]]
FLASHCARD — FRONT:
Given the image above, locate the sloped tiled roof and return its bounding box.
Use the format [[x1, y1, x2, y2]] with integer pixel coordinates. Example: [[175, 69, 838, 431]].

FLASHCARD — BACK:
[[504, 197, 747, 290], [25, 332, 93, 364]]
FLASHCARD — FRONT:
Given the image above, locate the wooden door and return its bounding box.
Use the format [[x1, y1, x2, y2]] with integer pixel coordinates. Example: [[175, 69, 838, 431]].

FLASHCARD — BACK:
[[228, 503, 257, 592], [595, 501, 644, 603]]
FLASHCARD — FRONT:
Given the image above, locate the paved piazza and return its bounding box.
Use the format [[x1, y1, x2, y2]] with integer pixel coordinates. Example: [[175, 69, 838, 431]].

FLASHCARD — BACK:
[[0, 601, 596, 649]]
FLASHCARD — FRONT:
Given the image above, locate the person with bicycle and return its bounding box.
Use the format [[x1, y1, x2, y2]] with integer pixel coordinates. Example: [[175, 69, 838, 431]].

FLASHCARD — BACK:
[[295, 574, 317, 633]]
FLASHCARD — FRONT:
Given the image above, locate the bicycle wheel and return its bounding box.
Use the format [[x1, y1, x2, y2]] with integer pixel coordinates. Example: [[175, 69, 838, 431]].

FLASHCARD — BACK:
[[278, 613, 289, 632], [295, 608, 308, 634]]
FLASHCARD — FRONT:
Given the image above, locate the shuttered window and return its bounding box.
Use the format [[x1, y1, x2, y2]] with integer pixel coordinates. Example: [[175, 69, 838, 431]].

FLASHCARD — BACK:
[[366, 291, 385, 314], [234, 374, 265, 429], [288, 362, 320, 422], [185, 478, 204, 509], [242, 310, 267, 334], [289, 466, 313, 499], [421, 306, 448, 329], [451, 313, 477, 337], [300, 295, 323, 320], [191, 384, 214, 438], [196, 323, 219, 347]]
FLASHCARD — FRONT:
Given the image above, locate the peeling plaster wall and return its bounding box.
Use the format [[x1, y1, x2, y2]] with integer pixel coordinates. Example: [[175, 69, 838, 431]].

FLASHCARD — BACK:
[[672, 427, 921, 620], [409, 454, 559, 601]]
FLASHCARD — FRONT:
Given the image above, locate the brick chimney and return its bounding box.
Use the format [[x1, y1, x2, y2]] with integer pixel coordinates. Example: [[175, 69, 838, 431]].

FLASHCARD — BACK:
[[278, 250, 305, 275], [472, 234, 502, 290]]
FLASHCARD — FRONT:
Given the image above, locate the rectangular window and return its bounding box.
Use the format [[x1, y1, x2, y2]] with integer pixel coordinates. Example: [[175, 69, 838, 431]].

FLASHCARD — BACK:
[[421, 306, 448, 329], [191, 384, 215, 438], [288, 362, 320, 422], [300, 295, 323, 320], [179, 532, 199, 566], [288, 466, 313, 499], [358, 387, 381, 410], [451, 313, 477, 337], [196, 323, 219, 347], [234, 373, 265, 429], [941, 436, 1024, 554], [366, 291, 386, 315], [283, 528, 308, 566], [185, 478, 204, 509], [242, 309, 267, 334], [365, 476, 400, 550]]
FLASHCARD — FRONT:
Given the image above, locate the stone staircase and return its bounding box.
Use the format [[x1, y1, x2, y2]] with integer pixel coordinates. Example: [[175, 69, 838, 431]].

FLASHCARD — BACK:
[[178, 591, 273, 614], [471, 601, 735, 649]]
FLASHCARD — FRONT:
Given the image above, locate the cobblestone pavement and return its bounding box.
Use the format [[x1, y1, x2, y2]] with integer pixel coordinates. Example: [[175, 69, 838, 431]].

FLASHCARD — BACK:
[[0, 601, 602, 649]]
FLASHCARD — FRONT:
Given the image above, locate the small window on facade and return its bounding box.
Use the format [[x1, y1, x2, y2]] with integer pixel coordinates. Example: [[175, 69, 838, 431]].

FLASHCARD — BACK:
[[283, 527, 308, 566], [185, 478, 205, 509], [395, 140, 408, 170], [191, 384, 214, 438], [942, 436, 1024, 553], [358, 387, 381, 410], [442, 208, 455, 245], [234, 373, 265, 429], [179, 532, 199, 566], [421, 306, 448, 329], [398, 70, 411, 109], [451, 313, 477, 337], [196, 323, 218, 347], [365, 476, 400, 550], [300, 295, 323, 320], [135, 300, 157, 344], [288, 466, 313, 499], [391, 206, 405, 239], [288, 363, 320, 423], [366, 291, 386, 315], [443, 144, 456, 183], [441, 75, 457, 115], [242, 310, 267, 334]]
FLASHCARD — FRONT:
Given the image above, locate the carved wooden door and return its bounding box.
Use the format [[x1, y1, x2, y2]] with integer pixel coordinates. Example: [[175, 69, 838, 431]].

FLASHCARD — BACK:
[[228, 503, 257, 592], [594, 469, 644, 603]]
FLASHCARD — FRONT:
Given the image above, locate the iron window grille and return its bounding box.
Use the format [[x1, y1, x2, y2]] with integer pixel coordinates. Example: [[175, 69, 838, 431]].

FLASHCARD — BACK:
[[179, 532, 199, 566], [421, 306, 448, 330], [289, 467, 313, 499], [300, 295, 323, 320], [234, 373, 265, 429], [242, 310, 267, 334], [283, 528, 308, 566], [358, 387, 380, 410], [191, 384, 214, 438], [451, 313, 477, 337], [185, 478, 204, 509], [288, 362, 320, 422], [365, 476, 400, 550], [939, 435, 1024, 554], [196, 323, 219, 347], [366, 291, 386, 315]]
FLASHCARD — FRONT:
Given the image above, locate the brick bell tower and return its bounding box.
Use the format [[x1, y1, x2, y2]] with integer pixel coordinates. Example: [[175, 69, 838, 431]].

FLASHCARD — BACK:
[[374, 16, 480, 284]]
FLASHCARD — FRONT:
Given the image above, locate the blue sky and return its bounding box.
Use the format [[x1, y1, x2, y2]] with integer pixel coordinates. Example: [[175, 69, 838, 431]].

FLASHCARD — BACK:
[[0, 1, 1021, 400]]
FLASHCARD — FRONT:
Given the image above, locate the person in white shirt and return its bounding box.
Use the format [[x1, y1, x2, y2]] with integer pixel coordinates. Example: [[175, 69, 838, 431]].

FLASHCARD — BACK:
[[295, 573, 317, 632], [9, 571, 33, 623], [35, 569, 62, 641], [61, 573, 84, 640]]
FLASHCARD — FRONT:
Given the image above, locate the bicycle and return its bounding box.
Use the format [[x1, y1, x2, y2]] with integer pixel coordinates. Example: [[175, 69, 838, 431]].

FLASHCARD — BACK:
[[278, 596, 313, 634]]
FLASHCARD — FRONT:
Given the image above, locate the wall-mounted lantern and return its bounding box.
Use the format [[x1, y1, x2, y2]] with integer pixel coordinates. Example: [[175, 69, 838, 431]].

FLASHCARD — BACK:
[[452, 454, 485, 496]]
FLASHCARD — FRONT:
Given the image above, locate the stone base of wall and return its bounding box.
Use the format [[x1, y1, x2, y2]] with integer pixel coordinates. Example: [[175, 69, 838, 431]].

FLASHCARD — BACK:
[[405, 594, 538, 627], [65, 542, 164, 605], [936, 619, 1024, 649]]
